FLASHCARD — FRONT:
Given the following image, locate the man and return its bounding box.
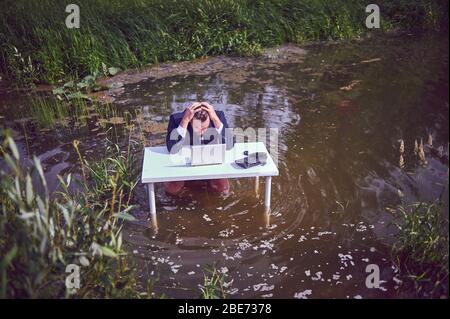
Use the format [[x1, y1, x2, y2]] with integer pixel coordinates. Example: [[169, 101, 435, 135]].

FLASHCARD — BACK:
[[165, 101, 231, 195]]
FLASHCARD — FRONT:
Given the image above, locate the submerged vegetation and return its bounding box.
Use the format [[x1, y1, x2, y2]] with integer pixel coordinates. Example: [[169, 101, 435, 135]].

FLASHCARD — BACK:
[[28, 95, 101, 129], [29, 96, 68, 129], [24, 89, 142, 135], [0, 0, 448, 86], [0, 133, 144, 298]]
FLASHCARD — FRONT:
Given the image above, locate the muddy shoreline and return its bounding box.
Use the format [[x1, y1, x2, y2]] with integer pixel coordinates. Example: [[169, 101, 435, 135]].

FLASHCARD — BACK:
[[0, 31, 406, 104], [94, 44, 309, 104]]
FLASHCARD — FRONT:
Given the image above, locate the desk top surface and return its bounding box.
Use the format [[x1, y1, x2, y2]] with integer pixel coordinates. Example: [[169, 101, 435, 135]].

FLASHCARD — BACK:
[[141, 142, 279, 183]]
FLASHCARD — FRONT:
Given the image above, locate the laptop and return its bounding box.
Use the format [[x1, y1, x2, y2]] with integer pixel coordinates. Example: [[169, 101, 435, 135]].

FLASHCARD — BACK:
[[190, 143, 226, 166]]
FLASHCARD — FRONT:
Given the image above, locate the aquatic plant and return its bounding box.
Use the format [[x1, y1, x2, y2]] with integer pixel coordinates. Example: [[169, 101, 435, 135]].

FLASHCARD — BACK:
[[28, 96, 68, 128], [392, 197, 449, 298], [0, 132, 145, 298], [86, 140, 139, 207], [28, 94, 97, 129], [199, 266, 227, 299]]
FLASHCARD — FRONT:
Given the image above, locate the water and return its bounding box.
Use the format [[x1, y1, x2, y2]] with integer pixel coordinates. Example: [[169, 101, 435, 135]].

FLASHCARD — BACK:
[[1, 33, 448, 298]]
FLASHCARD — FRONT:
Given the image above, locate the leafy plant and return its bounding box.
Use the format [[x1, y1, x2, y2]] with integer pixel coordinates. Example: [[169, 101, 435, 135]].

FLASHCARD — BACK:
[[200, 266, 226, 299], [0, 132, 146, 298], [391, 198, 449, 298]]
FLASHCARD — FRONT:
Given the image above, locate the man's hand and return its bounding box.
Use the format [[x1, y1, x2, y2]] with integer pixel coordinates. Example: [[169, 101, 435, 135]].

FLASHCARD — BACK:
[[180, 102, 202, 128], [201, 102, 222, 129]]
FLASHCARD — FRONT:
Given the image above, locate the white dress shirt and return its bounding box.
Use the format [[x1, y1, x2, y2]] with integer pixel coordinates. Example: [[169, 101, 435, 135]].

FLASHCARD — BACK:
[[176, 123, 224, 141]]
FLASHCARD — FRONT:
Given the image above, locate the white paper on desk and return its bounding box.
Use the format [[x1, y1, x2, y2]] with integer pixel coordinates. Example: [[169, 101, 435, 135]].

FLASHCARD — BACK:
[[168, 147, 191, 165]]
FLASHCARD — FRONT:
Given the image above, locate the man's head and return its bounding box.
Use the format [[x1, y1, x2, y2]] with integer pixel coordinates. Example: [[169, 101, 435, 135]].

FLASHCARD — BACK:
[[191, 109, 210, 135]]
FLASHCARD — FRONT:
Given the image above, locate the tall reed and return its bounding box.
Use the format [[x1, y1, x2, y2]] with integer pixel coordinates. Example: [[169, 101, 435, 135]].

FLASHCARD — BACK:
[[0, 132, 143, 298]]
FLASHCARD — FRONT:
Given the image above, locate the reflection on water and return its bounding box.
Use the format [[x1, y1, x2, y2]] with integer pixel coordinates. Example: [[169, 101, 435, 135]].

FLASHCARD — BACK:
[[1, 33, 448, 298]]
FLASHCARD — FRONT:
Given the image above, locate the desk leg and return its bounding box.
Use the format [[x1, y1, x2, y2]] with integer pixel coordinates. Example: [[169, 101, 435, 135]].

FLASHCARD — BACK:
[[255, 176, 260, 198], [264, 206, 271, 228], [264, 176, 272, 208], [147, 183, 156, 215]]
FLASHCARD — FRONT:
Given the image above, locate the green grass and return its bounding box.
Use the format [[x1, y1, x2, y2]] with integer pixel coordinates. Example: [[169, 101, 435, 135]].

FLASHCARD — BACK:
[[0, 0, 448, 86], [0, 132, 144, 298], [392, 198, 449, 298]]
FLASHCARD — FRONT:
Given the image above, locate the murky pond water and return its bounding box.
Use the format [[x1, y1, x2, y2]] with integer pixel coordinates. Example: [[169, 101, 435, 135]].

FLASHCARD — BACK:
[[1, 33, 448, 298]]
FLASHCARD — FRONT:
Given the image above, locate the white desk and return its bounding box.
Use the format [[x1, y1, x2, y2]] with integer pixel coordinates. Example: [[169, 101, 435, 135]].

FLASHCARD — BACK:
[[141, 142, 279, 215]]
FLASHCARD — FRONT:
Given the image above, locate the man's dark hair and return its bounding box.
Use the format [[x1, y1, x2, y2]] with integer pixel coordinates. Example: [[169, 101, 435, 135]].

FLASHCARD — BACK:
[[194, 110, 209, 122]]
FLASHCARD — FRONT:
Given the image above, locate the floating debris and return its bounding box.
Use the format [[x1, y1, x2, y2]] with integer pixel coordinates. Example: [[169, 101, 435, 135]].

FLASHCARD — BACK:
[[317, 231, 333, 236], [338, 253, 354, 268], [399, 139, 405, 154], [170, 264, 182, 274], [219, 267, 229, 274], [175, 237, 183, 245], [356, 223, 368, 232], [222, 251, 242, 260], [294, 290, 312, 299], [259, 239, 275, 252], [283, 234, 294, 240], [340, 80, 362, 91], [218, 228, 234, 238], [428, 134, 433, 148], [418, 139, 427, 165], [360, 58, 381, 64], [311, 271, 323, 281], [237, 239, 252, 251], [253, 283, 274, 292], [399, 154, 405, 169]]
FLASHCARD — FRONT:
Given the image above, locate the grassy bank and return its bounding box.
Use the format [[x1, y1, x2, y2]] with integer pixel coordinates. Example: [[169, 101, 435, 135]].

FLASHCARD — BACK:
[[0, 0, 448, 86]]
